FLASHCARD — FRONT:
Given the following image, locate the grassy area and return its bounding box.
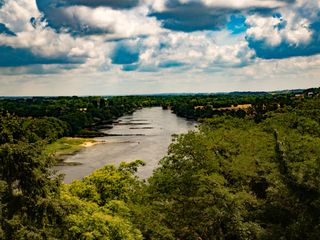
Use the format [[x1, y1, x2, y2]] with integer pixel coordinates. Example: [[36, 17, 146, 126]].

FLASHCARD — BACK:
[[45, 137, 96, 157]]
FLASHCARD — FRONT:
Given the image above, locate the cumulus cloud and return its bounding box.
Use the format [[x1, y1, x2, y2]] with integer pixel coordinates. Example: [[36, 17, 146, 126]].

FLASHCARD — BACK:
[[0, 0, 112, 69], [0, 0, 320, 95], [246, 14, 311, 46], [0, 45, 82, 67], [148, 0, 295, 32], [59, 5, 163, 38], [246, 0, 320, 58], [0, 0, 40, 32], [57, 0, 140, 9], [182, 0, 290, 9], [36, 0, 164, 38], [232, 54, 320, 88], [149, 3, 231, 32], [120, 31, 255, 72], [148, 0, 293, 11]]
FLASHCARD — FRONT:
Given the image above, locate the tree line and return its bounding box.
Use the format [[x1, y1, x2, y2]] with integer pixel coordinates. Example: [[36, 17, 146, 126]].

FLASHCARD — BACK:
[[0, 89, 319, 239], [0, 96, 162, 139]]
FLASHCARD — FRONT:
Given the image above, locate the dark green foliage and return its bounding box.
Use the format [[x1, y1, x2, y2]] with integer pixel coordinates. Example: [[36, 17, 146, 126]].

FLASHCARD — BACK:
[[133, 94, 320, 239], [0, 96, 162, 137], [0, 114, 67, 239], [0, 114, 145, 239], [139, 119, 272, 239], [24, 117, 68, 142], [0, 90, 320, 239]]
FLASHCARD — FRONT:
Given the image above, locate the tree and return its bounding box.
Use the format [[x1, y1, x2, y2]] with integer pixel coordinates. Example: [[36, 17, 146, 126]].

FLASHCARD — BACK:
[[61, 161, 145, 240], [0, 114, 66, 239]]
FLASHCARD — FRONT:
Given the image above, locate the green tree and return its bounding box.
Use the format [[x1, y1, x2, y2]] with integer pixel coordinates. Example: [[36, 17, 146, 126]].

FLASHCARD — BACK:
[[61, 161, 145, 240], [0, 114, 66, 239]]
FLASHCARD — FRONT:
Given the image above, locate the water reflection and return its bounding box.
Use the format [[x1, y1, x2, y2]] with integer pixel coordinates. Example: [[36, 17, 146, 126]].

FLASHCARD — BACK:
[[58, 107, 196, 183]]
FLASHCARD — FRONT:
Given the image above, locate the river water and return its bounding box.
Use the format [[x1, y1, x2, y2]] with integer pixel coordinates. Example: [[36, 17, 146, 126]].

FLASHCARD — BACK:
[[58, 107, 197, 183]]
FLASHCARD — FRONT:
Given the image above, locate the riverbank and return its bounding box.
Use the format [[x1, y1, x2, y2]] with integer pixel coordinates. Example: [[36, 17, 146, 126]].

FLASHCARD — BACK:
[[45, 137, 107, 159], [57, 107, 197, 183]]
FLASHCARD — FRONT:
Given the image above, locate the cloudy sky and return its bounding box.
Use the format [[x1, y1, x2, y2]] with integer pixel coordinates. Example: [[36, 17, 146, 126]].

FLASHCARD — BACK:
[[0, 0, 319, 95]]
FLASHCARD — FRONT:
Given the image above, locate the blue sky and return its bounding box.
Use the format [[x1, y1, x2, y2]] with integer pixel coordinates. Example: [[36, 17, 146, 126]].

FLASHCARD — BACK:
[[0, 0, 319, 95]]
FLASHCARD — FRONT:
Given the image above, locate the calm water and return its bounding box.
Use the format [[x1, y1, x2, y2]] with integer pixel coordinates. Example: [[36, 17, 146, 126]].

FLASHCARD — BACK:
[[58, 107, 196, 183]]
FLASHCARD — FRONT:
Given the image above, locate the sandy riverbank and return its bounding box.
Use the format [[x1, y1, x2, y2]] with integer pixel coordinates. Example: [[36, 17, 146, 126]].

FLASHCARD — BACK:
[[81, 140, 107, 148]]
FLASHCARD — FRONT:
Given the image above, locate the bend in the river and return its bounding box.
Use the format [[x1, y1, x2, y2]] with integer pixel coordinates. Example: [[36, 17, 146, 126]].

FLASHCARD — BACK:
[[57, 107, 197, 183]]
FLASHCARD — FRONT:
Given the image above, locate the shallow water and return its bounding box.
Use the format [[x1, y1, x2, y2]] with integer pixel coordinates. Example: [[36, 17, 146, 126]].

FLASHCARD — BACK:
[[57, 107, 196, 183]]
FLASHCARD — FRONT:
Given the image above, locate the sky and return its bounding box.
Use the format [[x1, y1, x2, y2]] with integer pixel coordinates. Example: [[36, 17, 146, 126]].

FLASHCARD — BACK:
[[0, 0, 319, 96]]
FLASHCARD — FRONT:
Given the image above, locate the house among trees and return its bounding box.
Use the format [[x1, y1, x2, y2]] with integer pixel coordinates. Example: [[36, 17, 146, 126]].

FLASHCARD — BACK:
[[294, 93, 305, 99], [215, 104, 252, 111], [307, 91, 314, 97]]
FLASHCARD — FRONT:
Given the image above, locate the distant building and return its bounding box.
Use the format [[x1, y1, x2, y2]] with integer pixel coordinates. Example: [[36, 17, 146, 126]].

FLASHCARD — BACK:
[[194, 106, 205, 110], [216, 104, 252, 111], [307, 92, 314, 97], [194, 104, 252, 111], [294, 94, 304, 99]]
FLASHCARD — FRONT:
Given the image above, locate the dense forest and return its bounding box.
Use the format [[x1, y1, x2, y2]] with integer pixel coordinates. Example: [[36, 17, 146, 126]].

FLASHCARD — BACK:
[[0, 96, 162, 138], [0, 88, 319, 239]]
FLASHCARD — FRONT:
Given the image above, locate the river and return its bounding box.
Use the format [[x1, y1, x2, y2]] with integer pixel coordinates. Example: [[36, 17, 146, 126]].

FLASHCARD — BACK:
[[57, 107, 197, 183]]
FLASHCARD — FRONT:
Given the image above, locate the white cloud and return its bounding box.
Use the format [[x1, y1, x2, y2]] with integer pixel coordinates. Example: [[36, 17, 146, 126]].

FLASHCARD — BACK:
[[246, 0, 318, 47], [118, 30, 255, 73], [0, 0, 113, 69], [0, 0, 40, 32], [0, 0, 319, 95], [147, 0, 290, 11], [194, 0, 287, 9], [229, 54, 320, 91], [61, 5, 164, 40], [145, 0, 167, 11], [2, 54, 319, 96], [246, 14, 312, 46]]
